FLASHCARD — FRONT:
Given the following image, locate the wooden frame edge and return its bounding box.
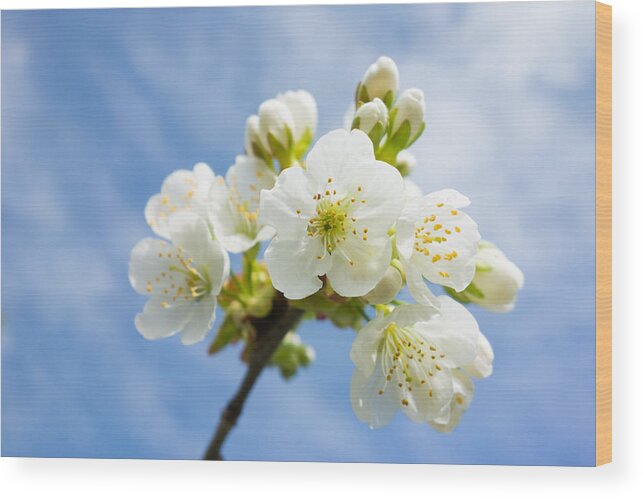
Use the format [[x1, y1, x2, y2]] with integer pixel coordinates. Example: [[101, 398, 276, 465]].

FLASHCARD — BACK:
[[595, 1, 612, 467]]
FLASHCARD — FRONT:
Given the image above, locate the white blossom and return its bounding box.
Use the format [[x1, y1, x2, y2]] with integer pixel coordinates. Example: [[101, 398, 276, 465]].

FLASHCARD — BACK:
[[129, 215, 229, 345], [144, 163, 215, 239], [260, 129, 404, 299], [208, 155, 276, 253], [396, 189, 481, 309], [350, 297, 480, 428]]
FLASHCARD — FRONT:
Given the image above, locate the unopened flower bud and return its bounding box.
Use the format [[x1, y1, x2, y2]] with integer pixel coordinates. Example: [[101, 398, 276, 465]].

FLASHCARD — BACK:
[[396, 150, 417, 176], [277, 90, 317, 143], [258, 98, 295, 158], [352, 98, 388, 145], [356, 56, 399, 107], [244, 114, 270, 162], [269, 332, 316, 379], [462, 242, 524, 312], [390, 88, 426, 149], [364, 265, 403, 304]]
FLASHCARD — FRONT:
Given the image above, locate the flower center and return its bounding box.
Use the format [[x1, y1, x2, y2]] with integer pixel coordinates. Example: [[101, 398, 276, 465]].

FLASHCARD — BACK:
[[378, 322, 446, 406], [148, 245, 212, 308], [231, 197, 259, 236], [307, 198, 351, 252]]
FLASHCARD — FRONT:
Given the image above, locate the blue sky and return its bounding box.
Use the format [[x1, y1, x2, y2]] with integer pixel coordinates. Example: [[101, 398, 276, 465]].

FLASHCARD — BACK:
[[2, 1, 597, 465]]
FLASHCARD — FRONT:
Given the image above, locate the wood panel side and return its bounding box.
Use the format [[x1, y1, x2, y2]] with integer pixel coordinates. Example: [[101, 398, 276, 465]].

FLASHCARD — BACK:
[[595, 1, 612, 467]]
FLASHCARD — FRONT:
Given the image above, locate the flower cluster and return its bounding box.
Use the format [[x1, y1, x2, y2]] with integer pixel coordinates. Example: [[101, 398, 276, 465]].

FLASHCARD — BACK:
[[129, 56, 523, 435]]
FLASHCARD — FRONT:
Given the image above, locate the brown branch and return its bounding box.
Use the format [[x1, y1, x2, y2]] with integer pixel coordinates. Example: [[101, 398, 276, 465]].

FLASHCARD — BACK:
[[203, 294, 304, 460]]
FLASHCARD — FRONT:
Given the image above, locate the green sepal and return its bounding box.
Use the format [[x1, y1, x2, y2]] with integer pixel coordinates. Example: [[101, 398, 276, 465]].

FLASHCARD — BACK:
[[268, 128, 296, 170], [250, 140, 274, 168], [475, 261, 493, 273], [244, 242, 260, 263], [293, 127, 313, 160], [354, 82, 362, 108], [443, 286, 471, 304], [382, 89, 395, 109], [367, 121, 386, 147], [444, 281, 486, 304], [463, 282, 485, 300], [291, 292, 365, 331], [351, 116, 361, 130], [388, 119, 412, 151], [208, 314, 242, 355], [355, 83, 370, 108], [405, 121, 426, 148]]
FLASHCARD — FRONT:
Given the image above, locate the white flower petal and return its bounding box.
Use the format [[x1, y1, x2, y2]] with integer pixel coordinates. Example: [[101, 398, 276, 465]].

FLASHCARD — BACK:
[[351, 368, 399, 429], [430, 370, 474, 433], [129, 238, 175, 296], [180, 295, 217, 345], [415, 296, 479, 368], [424, 189, 471, 209], [463, 331, 494, 379], [403, 177, 422, 201], [264, 237, 330, 299], [327, 235, 391, 297], [135, 297, 191, 341], [387, 303, 440, 327], [403, 363, 453, 422], [305, 129, 375, 188], [350, 311, 388, 376], [259, 166, 315, 241], [400, 256, 441, 310], [350, 160, 405, 235]]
